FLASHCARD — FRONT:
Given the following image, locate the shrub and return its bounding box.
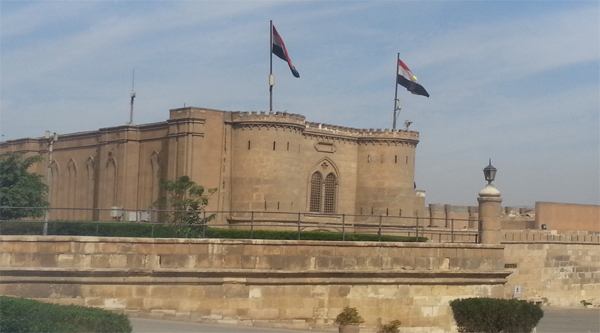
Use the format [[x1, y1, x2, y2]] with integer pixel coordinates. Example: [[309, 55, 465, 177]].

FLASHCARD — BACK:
[[379, 319, 402, 333], [0, 296, 132, 333], [450, 297, 543, 333], [335, 306, 365, 326], [0, 221, 427, 243]]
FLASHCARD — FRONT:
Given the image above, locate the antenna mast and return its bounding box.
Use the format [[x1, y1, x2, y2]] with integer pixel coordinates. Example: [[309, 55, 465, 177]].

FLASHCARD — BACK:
[[129, 70, 136, 125]]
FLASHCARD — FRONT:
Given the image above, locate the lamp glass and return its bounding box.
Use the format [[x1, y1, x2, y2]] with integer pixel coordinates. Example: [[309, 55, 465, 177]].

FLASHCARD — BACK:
[[483, 161, 497, 183]]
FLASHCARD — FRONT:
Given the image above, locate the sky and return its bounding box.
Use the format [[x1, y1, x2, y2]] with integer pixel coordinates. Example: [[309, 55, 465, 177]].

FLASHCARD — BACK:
[[1, 1, 598, 208]]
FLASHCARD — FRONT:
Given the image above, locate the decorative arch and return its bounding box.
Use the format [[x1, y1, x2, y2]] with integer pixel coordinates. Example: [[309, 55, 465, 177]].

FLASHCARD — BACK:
[[105, 157, 118, 208], [85, 157, 95, 219], [67, 159, 78, 218], [307, 158, 340, 213]]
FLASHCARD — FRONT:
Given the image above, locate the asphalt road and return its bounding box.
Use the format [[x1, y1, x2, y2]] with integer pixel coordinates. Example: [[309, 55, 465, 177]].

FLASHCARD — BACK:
[[130, 307, 600, 333], [129, 317, 329, 333], [536, 307, 600, 333]]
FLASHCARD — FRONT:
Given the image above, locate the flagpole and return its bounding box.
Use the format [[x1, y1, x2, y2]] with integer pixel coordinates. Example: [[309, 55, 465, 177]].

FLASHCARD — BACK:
[[393, 53, 400, 130], [269, 20, 274, 113]]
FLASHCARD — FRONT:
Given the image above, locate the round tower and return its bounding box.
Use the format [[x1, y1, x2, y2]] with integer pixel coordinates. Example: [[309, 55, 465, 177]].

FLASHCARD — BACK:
[[355, 129, 419, 220], [230, 111, 306, 213]]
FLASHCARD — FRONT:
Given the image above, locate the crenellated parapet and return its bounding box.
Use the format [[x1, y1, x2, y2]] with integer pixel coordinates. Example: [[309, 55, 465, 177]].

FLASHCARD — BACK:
[[231, 111, 306, 132], [304, 121, 419, 146]]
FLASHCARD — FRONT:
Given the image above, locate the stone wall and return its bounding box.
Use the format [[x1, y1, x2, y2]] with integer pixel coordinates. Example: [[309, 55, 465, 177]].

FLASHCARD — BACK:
[[0, 236, 508, 333], [0, 107, 423, 223], [503, 232, 600, 307], [419, 204, 535, 230], [535, 202, 600, 232]]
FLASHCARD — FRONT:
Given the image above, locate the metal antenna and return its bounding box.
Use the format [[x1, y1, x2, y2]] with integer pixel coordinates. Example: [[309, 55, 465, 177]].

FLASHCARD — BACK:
[[129, 70, 136, 125]]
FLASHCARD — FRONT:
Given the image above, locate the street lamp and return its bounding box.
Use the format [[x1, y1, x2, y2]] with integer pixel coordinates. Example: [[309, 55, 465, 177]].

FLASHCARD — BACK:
[[43, 131, 58, 236], [483, 159, 497, 185]]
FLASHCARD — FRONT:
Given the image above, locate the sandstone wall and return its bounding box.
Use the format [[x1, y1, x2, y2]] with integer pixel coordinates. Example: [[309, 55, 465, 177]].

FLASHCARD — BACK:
[[535, 202, 600, 232], [0, 107, 423, 223], [503, 234, 600, 307], [0, 236, 507, 333]]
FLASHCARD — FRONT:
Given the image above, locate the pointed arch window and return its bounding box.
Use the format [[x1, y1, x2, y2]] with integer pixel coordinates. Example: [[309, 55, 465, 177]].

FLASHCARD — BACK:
[[309, 171, 337, 213], [309, 172, 323, 212], [323, 173, 336, 213]]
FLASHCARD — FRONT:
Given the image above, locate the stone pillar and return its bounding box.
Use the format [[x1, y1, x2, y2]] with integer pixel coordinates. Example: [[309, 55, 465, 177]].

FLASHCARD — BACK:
[[477, 184, 502, 244]]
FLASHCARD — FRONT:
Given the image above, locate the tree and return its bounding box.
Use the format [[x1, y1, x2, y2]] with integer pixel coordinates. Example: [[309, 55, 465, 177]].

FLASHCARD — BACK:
[[152, 176, 217, 229], [0, 153, 49, 220]]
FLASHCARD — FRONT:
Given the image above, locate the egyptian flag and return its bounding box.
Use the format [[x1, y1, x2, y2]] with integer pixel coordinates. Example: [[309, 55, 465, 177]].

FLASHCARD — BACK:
[[272, 25, 300, 78], [397, 59, 429, 97]]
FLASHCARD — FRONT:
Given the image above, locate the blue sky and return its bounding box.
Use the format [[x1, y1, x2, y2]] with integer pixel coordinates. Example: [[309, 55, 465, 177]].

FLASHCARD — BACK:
[[1, 1, 598, 208]]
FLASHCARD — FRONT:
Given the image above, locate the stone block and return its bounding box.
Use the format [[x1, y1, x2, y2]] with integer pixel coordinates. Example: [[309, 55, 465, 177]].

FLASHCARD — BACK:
[[39, 254, 58, 267], [283, 255, 311, 270], [103, 298, 127, 309], [135, 243, 155, 255], [117, 243, 135, 254], [54, 242, 72, 253], [159, 254, 191, 268], [329, 285, 351, 298], [280, 245, 297, 256], [85, 297, 106, 308], [223, 254, 241, 268], [108, 254, 128, 268], [223, 284, 249, 298], [98, 243, 119, 254], [203, 285, 225, 299], [262, 245, 283, 255], [36, 242, 57, 253], [57, 253, 75, 267]]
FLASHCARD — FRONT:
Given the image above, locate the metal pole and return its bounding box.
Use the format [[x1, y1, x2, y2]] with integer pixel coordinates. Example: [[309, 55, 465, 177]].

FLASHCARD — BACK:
[[250, 212, 254, 239], [378, 215, 382, 242], [451, 218, 454, 243], [202, 211, 206, 238], [393, 53, 400, 130], [416, 216, 419, 242], [129, 69, 136, 125], [342, 214, 345, 241], [297, 213, 301, 240], [269, 20, 274, 112]]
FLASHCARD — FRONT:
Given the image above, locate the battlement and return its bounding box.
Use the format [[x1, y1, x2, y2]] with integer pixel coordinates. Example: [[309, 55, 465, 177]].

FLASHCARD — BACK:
[[305, 121, 419, 140], [232, 111, 306, 125]]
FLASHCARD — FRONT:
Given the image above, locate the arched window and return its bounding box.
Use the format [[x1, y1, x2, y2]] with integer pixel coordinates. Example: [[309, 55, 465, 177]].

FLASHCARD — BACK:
[[309, 171, 337, 213], [309, 172, 323, 212], [323, 173, 336, 213]]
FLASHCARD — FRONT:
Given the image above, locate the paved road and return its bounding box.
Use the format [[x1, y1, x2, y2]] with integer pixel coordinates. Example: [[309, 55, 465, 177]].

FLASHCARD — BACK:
[[536, 307, 600, 333], [130, 307, 600, 333], [130, 317, 329, 333]]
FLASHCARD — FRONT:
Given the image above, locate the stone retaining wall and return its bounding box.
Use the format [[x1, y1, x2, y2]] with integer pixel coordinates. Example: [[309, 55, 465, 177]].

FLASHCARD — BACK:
[[0, 236, 508, 333], [504, 241, 600, 307]]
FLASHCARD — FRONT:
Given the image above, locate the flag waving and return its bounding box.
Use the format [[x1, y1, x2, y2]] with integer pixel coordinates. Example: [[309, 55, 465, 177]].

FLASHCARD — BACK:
[[271, 25, 300, 78], [397, 59, 429, 97]]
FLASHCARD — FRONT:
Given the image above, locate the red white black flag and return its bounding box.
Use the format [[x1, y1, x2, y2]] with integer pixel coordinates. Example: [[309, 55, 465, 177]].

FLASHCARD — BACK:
[[272, 25, 300, 78], [397, 59, 429, 97]]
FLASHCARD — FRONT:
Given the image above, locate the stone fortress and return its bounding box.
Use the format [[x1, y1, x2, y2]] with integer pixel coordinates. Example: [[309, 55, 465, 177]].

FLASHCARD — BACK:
[[1, 106, 598, 332], [0, 106, 424, 223]]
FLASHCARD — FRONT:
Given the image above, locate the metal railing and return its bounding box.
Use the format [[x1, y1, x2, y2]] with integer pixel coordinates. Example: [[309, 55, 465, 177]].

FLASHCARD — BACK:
[[0, 206, 480, 243]]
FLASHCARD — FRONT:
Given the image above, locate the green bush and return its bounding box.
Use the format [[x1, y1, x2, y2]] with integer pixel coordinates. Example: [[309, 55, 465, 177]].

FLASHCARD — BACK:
[[0, 221, 426, 243], [334, 306, 365, 325], [0, 296, 132, 333], [378, 319, 402, 333], [450, 297, 543, 333]]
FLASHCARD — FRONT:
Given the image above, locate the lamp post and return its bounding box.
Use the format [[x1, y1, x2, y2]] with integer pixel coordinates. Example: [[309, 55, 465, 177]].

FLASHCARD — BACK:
[[477, 159, 502, 244], [43, 131, 58, 236]]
